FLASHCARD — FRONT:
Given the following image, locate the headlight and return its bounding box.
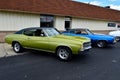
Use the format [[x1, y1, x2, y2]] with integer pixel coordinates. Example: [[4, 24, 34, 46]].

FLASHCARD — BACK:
[[115, 37, 120, 42]]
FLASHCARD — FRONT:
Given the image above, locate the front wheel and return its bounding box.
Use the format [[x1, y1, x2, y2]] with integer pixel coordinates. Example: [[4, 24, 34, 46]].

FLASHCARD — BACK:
[[56, 47, 72, 61], [13, 42, 23, 53], [97, 41, 107, 48]]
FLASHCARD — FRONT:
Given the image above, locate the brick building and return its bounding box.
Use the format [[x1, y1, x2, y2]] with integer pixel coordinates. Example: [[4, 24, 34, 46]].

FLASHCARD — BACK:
[[0, 0, 120, 42]]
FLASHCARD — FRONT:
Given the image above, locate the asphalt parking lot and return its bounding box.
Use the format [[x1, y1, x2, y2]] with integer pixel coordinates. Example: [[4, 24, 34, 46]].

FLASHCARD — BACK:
[[0, 42, 120, 80]]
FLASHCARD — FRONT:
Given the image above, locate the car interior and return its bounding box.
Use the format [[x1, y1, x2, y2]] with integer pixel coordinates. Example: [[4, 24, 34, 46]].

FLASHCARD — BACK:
[[23, 29, 45, 37]]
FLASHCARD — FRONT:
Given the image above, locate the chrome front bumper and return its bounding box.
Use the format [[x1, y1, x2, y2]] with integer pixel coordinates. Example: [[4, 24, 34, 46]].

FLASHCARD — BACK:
[[81, 42, 92, 51]]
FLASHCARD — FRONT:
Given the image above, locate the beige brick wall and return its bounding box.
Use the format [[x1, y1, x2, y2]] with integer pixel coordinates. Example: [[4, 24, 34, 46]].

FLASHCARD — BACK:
[[92, 30, 112, 34]]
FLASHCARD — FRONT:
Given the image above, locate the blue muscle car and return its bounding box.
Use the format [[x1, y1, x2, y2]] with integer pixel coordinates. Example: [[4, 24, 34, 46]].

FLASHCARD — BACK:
[[63, 28, 117, 48]]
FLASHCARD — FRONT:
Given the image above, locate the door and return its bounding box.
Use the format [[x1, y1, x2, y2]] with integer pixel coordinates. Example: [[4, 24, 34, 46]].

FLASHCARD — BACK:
[[23, 28, 49, 51], [65, 17, 71, 30]]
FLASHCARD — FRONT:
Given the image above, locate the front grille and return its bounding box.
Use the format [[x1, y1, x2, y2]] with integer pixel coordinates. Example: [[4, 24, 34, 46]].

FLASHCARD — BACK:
[[83, 42, 91, 48], [115, 37, 120, 42]]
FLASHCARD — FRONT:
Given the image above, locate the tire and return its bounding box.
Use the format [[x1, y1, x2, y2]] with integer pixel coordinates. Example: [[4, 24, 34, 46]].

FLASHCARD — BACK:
[[56, 47, 72, 61], [13, 42, 23, 53], [97, 41, 107, 48]]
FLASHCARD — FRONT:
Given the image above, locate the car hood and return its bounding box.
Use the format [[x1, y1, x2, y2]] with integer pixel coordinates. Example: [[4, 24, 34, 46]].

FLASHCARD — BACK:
[[88, 33, 114, 40], [52, 35, 90, 44], [63, 33, 114, 40]]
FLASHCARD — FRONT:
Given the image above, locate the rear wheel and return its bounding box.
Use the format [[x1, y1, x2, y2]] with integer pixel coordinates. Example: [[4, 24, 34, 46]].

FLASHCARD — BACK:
[[56, 47, 72, 61], [13, 42, 23, 53], [97, 41, 107, 48]]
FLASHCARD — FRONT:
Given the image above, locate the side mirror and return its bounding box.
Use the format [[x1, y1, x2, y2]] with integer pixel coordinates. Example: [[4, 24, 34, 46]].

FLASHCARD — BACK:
[[40, 33, 44, 37]]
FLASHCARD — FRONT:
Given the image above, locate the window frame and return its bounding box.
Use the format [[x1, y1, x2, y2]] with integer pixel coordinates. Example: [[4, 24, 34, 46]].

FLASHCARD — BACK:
[[40, 15, 54, 27]]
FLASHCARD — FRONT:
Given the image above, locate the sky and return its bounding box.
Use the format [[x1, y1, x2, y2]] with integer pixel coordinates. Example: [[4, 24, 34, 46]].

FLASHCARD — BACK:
[[73, 0, 120, 10]]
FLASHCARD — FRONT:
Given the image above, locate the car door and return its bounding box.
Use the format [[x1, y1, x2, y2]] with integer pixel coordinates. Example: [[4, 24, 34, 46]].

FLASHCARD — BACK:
[[23, 29, 49, 51]]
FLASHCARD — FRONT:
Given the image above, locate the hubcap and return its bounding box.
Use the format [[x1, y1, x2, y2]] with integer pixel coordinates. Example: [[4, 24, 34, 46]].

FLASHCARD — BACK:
[[58, 49, 69, 60], [97, 42, 104, 47], [14, 43, 20, 52]]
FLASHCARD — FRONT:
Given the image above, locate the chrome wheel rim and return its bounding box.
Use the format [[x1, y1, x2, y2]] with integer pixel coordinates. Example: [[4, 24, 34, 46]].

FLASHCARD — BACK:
[[14, 43, 20, 52], [58, 49, 69, 60], [97, 42, 104, 48]]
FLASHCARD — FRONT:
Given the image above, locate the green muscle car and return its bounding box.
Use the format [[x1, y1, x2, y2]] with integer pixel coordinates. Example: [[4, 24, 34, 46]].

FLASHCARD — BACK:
[[5, 27, 91, 61]]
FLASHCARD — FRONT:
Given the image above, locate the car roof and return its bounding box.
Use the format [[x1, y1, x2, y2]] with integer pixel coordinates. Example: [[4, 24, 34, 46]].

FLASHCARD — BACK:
[[22, 27, 55, 30], [68, 28, 88, 30], [15, 27, 57, 34]]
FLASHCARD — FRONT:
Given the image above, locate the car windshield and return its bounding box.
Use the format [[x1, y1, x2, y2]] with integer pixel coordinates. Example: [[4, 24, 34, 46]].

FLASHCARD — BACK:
[[43, 28, 60, 36], [86, 29, 94, 35], [71, 29, 94, 35]]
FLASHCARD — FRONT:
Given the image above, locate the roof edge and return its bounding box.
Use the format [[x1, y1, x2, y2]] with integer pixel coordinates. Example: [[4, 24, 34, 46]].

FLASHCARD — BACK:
[[1, 9, 120, 22]]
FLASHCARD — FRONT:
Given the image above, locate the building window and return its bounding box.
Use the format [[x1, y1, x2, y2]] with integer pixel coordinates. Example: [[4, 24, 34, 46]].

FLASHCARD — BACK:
[[108, 23, 116, 27], [65, 17, 71, 30], [40, 15, 54, 27]]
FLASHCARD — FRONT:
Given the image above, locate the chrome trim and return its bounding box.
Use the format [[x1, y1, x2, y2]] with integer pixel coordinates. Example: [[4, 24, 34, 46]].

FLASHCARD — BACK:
[[24, 47, 55, 53]]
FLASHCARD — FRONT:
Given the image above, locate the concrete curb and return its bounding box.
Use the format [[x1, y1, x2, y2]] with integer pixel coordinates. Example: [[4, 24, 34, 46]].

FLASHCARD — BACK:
[[0, 43, 6, 57], [0, 43, 18, 58]]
